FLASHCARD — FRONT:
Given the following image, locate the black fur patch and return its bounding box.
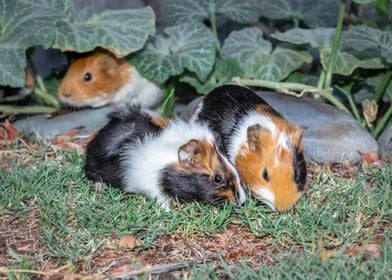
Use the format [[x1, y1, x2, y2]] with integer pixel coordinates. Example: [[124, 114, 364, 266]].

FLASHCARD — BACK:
[[196, 84, 282, 154], [159, 168, 227, 205], [293, 148, 307, 192], [84, 106, 163, 190]]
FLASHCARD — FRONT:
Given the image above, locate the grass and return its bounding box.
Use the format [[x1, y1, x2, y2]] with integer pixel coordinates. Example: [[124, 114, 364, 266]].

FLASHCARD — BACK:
[[0, 141, 391, 279]]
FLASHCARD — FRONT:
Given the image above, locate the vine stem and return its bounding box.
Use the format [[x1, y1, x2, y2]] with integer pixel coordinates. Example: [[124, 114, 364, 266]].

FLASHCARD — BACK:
[[373, 69, 392, 103], [336, 85, 362, 122], [0, 105, 57, 114], [324, 1, 346, 90], [373, 104, 392, 138], [34, 76, 61, 108], [235, 78, 351, 114]]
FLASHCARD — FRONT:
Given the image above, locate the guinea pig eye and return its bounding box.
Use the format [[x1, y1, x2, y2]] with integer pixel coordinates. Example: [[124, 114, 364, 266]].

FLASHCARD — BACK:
[[262, 168, 270, 182], [213, 174, 223, 185], [83, 72, 92, 82]]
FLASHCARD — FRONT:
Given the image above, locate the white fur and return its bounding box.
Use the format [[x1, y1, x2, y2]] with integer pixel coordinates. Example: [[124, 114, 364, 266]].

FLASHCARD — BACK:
[[111, 67, 164, 108], [121, 120, 216, 207], [227, 111, 290, 163], [217, 149, 246, 205], [255, 188, 276, 211]]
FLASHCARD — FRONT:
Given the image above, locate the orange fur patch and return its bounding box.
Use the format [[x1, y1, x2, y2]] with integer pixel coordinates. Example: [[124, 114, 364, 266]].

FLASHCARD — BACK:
[[235, 112, 306, 211], [151, 117, 170, 128], [57, 50, 131, 105]]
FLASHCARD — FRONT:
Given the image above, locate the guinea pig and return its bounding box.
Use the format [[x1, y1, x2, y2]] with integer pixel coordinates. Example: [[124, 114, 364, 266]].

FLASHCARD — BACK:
[[189, 84, 307, 212], [84, 105, 246, 210], [57, 50, 163, 108]]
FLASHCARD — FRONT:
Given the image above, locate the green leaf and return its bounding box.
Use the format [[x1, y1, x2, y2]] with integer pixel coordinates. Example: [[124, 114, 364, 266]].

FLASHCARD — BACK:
[[180, 58, 244, 94], [53, 6, 156, 57], [367, 73, 392, 102], [259, 0, 340, 28], [162, 0, 260, 26], [375, 0, 389, 16], [320, 49, 385, 76], [272, 28, 336, 49], [0, 0, 155, 87], [131, 23, 216, 84], [342, 25, 392, 64], [0, 0, 59, 86], [352, 0, 374, 4], [273, 28, 387, 76], [222, 27, 312, 81]]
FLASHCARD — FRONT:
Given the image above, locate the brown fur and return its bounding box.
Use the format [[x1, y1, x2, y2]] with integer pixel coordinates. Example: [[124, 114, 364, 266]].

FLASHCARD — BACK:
[[176, 139, 236, 203], [235, 107, 306, 211], [57, 50, 131, 105], [24, 68, 35, 89], [151, 117, 170, 128]]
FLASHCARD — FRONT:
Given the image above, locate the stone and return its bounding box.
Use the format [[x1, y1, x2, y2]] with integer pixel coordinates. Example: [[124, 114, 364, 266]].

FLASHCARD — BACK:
[[181, 91, 379, 163], [13, 107, 111, 139], [378, 125, 392, 157]]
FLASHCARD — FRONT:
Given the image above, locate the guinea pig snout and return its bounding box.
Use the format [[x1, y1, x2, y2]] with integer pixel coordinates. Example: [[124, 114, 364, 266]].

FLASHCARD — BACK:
[[61, 92, 72, 99]]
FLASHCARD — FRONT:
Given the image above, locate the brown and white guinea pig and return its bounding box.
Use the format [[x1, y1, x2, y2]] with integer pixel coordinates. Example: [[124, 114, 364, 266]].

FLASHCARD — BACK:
[[57, 50, 164, 108], [0, 68, 35, 102], [189, 84, 307, 212], [84, 105, 246, 210]]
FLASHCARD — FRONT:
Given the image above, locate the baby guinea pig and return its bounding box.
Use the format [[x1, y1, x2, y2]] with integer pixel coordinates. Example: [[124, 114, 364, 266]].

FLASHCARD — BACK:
[[57, 50, 163, 108], [84, 105, 246, 210], [189, 84, 307, 212]]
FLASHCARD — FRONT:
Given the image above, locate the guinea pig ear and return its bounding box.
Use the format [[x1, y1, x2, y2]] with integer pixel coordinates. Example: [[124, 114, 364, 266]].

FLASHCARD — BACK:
[[97, 53, 119, 74], [247, 124, 264, 152], [178, 139, 205, 168]]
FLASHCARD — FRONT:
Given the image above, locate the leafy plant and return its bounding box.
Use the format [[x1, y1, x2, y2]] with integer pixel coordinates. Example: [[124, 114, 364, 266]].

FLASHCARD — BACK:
[[130, 0, 391, 138], [1, 0, 391, 137]]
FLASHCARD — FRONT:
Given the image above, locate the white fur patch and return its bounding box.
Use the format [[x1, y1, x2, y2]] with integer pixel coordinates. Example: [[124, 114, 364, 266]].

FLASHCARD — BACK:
[[255, 188, 276, 211], [111, 67, 164, 108], [217, 150, 247, 205], [122, 120, 216, 206]]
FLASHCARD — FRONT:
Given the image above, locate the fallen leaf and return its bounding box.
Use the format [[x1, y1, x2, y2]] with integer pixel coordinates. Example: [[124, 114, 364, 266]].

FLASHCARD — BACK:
[[345, 243, 381, 259], [358, 151, 382, 165], [119, 235, 142, 249], [109, 264, 132, 276]]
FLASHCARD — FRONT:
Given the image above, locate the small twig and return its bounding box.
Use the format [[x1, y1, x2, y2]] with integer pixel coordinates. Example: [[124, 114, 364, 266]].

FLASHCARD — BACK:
[[0, 268, 50, 278], [111, 262, 190, 279]]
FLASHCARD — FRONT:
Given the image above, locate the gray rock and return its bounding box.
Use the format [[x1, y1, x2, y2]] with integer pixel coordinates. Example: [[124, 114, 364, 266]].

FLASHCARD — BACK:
[[181, 91, 379, 163], [13, 107, 112, 139], [378, 125, 392, 156]]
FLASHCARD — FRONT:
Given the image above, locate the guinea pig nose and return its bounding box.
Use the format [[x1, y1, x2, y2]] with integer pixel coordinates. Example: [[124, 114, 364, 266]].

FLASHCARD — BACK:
[[62, 92, 72, 98]]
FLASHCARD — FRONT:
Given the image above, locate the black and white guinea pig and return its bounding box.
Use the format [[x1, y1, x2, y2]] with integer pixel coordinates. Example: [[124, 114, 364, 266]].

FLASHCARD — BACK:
[[189, 84, 307, 212], [84, 106, 246, 210]]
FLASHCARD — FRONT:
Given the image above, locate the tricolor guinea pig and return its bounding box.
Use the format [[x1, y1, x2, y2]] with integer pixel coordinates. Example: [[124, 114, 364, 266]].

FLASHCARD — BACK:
[[57, 50, 163, 108], [189, 84, 307, 212], [84, 105, 246, 210]]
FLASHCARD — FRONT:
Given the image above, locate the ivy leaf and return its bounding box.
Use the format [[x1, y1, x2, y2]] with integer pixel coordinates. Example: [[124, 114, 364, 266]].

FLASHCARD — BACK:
[[222, 27, 312, 82], [53, 6, 155, 57], [0, 0, 59, 87], [272, 28, 336, 49], [131, 23, 216, 84], [367, 73, 392, 102], [320, 49, 384, 76], [180, 58, 244, 94], [162, 0, 260, 26], [259, 0, 340, 28], [272, 28, 387, 75], [352, 0, 375, 4], [0, 0, 155, 87], [342, 25, 392, 64]]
